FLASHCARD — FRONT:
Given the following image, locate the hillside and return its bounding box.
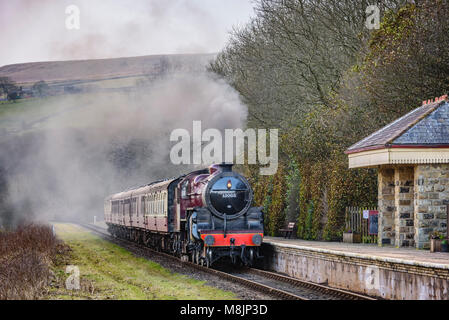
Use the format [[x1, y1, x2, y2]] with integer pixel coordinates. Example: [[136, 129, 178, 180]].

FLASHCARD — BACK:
[[0, 53, 216, 85]]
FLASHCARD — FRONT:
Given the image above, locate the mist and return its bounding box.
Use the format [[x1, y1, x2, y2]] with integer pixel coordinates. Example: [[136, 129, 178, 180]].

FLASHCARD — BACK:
[[0, 72, 248, 227], [0, 0, 255, 66]]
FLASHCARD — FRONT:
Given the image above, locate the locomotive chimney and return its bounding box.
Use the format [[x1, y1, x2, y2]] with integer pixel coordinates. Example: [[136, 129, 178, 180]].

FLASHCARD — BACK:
[[218, 163, 233, 172]]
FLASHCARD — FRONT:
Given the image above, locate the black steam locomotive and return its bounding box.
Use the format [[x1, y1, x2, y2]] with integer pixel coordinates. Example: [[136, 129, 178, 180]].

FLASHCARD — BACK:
[[104, 163, 264, 266]]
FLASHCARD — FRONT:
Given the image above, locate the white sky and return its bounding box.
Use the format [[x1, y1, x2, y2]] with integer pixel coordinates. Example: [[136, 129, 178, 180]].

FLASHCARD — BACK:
[[0, 0, 256, 67]]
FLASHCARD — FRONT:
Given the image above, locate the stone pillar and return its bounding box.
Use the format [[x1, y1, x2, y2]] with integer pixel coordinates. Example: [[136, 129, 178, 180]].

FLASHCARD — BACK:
[[394, 167, 415, 247], [378, 167, 395, 246], [414, 164, 449, 249]]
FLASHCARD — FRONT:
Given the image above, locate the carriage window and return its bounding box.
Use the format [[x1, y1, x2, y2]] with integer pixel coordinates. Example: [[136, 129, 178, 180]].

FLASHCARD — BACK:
[[150, 194, 154, 214], [160, 193, 163, 214], [153, 194, 156, 214], [161, 193, 164, 214], [181, 180, 189, 199], [141, 197, 144, 215], [155, 194, 158, 214], [145, 195, 148, 215]]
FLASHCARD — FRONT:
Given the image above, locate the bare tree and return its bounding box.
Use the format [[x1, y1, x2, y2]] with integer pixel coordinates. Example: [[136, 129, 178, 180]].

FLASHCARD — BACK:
[[0, 77, 22, 102], [0, 77, 16, 96], [32, 80, 50, 97], [209, 0, 406, 129]]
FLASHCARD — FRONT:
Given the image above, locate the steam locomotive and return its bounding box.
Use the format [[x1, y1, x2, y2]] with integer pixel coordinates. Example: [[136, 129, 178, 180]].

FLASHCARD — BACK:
[[104, 163, 264, 267]]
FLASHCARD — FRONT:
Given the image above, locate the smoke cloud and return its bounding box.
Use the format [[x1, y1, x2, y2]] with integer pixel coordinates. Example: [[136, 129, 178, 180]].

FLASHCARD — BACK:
[[0, 72, 248, 226]]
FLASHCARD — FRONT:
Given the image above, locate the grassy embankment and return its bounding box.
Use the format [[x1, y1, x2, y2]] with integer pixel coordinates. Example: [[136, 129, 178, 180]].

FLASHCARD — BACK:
[[0, 88, 131, 134], [48, 223, 236, 300]]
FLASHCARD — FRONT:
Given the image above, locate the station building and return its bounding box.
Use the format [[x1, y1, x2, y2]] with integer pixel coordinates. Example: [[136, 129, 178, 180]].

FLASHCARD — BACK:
[[345, 96, 449, 249]]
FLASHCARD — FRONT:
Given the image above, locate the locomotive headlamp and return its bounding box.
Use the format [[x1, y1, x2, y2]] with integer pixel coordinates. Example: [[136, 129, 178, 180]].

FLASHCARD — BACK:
[[227, 180, 232, 189], [252, 234, 262, 246], [204, 235, 215, 246]]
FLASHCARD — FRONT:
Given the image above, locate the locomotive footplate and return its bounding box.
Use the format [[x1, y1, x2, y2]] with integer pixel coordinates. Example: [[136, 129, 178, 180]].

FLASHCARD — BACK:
[[198, 231, 263, 266], [199, 231, 263, 247]]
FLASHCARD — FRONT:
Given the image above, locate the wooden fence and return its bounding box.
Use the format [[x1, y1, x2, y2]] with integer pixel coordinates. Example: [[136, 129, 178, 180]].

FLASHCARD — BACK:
[[345, 206, 378, 244]]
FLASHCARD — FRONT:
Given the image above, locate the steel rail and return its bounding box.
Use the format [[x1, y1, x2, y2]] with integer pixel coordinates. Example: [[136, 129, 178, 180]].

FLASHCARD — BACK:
[[244, 268, 376, 300], [77, 222, 376, 300]]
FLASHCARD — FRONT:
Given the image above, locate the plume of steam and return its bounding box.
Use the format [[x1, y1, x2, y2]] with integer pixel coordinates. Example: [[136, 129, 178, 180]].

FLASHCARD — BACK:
[[0, 72, 247, 226]]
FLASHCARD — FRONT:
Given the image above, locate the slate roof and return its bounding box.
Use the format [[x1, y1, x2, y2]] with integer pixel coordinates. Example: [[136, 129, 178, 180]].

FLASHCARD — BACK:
[[346, 100, 449, 154]]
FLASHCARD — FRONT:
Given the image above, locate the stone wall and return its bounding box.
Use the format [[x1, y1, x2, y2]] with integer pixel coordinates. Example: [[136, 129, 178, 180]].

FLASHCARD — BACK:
[[394, 167, 415, 247], [378, 168, 395, 246], [414, 164, 449, 249], [378, 164, 449, 248], [263, 242, 449, 300]]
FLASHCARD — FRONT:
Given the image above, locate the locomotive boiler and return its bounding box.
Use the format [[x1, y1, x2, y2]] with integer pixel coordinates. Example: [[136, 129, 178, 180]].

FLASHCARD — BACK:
[[104, 163, 264, 267]]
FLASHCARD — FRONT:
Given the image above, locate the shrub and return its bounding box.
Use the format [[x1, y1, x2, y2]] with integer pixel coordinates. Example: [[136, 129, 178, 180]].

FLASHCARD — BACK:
[[0, 224, 64, 299]]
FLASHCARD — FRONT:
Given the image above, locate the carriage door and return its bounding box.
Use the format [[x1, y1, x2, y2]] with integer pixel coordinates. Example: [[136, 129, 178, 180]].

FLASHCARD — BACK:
[[133, 198, 138, 227], [174, 187, 181, 232], [141, 196, 147, 227]]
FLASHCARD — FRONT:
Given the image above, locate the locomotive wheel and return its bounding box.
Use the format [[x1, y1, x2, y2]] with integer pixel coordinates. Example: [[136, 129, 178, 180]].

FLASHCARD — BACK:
[[205, 248, 212, 268], [249, 248, 255, 266], [195, 251, 201, 265]]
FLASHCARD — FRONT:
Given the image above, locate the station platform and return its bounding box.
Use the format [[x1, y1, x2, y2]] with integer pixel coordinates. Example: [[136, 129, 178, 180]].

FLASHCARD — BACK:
[[264, 237, 449, 268], [262, 237, 449, 300]]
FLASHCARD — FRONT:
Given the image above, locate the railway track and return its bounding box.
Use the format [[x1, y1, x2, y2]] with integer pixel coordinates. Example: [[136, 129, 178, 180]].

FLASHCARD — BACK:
[[77, 222, 376, 301], [229, 268, 376, 300]]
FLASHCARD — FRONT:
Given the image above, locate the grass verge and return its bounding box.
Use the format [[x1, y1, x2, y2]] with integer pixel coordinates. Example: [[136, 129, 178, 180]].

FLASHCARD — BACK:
[[48, 223, 236, 300]]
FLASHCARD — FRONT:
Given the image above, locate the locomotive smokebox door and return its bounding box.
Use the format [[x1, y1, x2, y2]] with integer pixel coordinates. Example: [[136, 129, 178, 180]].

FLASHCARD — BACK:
[[203, 171, 253, 220]]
